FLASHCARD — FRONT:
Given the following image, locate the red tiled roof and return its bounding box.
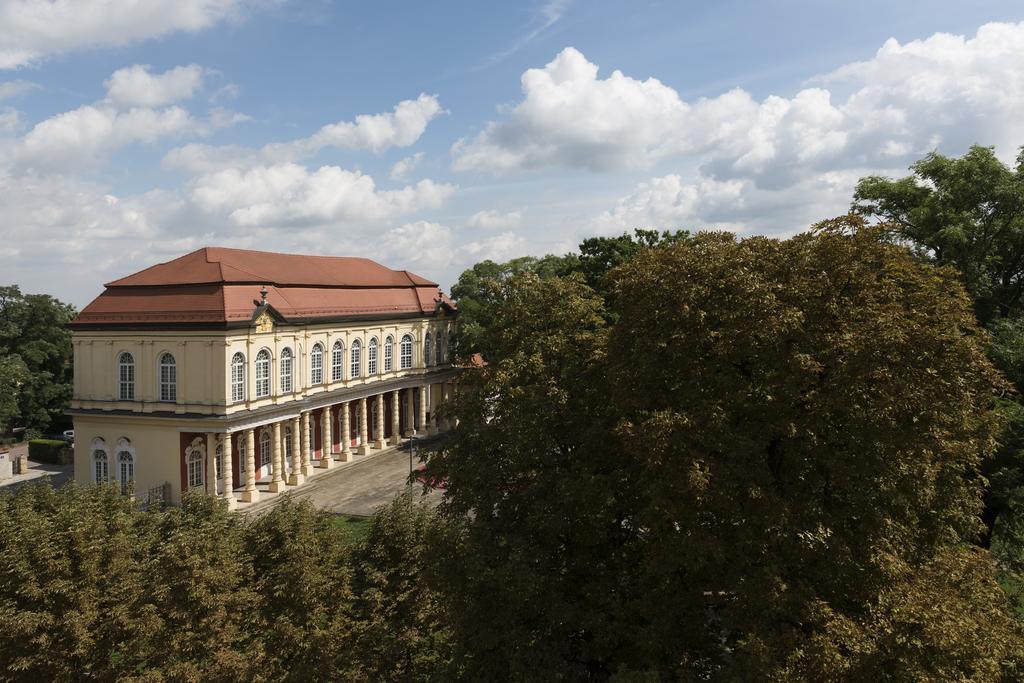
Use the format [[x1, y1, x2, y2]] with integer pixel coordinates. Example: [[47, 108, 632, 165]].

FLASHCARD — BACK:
[[71, 247, 454, 328]]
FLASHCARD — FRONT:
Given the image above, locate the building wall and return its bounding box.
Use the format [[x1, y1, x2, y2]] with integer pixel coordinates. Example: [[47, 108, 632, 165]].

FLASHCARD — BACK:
[[71, 315, 453, 415], [73, 415, 187, 502]]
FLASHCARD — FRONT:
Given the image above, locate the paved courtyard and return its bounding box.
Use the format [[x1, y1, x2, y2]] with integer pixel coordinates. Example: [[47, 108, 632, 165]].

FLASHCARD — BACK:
[[242, 440, 444, 517]]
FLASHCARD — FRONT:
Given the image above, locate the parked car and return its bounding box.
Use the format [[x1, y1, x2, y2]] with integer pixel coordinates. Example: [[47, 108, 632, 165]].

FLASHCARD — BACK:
[[62, 430, 74, 443]]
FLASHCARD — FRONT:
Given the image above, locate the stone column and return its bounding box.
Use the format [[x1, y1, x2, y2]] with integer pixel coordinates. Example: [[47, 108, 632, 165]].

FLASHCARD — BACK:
[[358, 397, 370, 454], [289, 415, 304, 486], [205, 432, 217, 495], [419, 384, 428, 436], [403, 389, 414, 437], [390, 391, 401, 445], [374, 393, 386, 448], [269, 422, 285, 492], [440, 382, 450, 431], [242, 428, 258, 503], [320, 406, 333, 468], [340, 401, 352, 461], [300, 411, 312, 476], [222, 433, 236, 510]]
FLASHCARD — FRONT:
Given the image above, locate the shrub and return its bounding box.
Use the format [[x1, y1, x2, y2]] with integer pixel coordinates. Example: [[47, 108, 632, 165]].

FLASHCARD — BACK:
[[27, 439, 66, 464]]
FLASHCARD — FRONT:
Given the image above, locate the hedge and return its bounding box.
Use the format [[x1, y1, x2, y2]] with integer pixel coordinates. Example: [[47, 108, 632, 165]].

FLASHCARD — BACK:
[[28, 439, 68, 464]]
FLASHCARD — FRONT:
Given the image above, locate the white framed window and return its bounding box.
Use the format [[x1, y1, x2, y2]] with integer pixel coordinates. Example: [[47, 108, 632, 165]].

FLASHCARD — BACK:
[[384, 336, 394, 372], [331, 341, 344, 382], [284, 426, 293, 463], [401, 334, 413, 370], [259, 430, 271, 468], [215, 443, 224, 480], [255, 349, 271, 398], [92, 437, 109, 483], [424, 333, 432, 368], [186, 447, 203, 489], [237, 436, 247, 471], [280, 347, 293, 393], [118, 450, 134, 494], [118, 352, 135, 400], [435, 333, 443, 366], [368, 337, 378, 375], [311, 343, 324, 385], [231, 352, 246, 402], [351, 339, 362, 378], [158, 352, 176, 402]]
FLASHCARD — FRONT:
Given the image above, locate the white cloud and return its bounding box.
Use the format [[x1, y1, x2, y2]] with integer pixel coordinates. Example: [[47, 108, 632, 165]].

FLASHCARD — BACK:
[[458, 231, 528, 262], [0, 0, 275, 69], [389, 151, 424, 180], [189, 163, 456, 227], [105, 64, 207, 107], [165, 93, 444, 174], [465, 208, 523, 230], [455, 23, 1024, 188], [381, 220, 455, 269], [0, 79, 36, 100], [15, 104, 198, 169], [0, 106, 17, 133]]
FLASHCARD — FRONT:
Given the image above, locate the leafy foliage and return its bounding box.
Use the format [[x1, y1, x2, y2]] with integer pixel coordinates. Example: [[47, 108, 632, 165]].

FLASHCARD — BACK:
[[0, 285, 76, 434], [430, 218, 1024, 678]]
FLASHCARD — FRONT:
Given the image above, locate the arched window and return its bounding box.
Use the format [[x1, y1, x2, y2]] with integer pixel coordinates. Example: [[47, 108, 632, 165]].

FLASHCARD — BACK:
[[118, 352, 135, 400], [186, 444, 203, 489], [350, 339, 362, 378], [331, 341, 344, 382], [92, 438, 109, 483], [384, 336, 394, 372], [118, 448, 134, 495], [400, 334, 413, 370], [231, 352, 246, 402], [237, 435, 247, 472], [311, 343, 324, 385], [368, 337, 378, 375], [255, 349, 271, 398], [259, 430, 271, 468], [435, 332, 443, 366], [283, 425, 293, 465], [280, 347, 293, 393], [448, 330, 456, 363], [424, 332, 432, 368], [158, 352, 176, 402]]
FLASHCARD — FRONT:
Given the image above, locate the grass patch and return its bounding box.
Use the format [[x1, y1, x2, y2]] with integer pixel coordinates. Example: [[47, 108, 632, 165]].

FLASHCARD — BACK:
[[333, 514, 371, 544]]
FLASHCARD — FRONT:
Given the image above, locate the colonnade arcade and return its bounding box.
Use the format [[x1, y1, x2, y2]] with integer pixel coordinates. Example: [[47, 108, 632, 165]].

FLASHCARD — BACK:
[[185, 380, 455, 509]]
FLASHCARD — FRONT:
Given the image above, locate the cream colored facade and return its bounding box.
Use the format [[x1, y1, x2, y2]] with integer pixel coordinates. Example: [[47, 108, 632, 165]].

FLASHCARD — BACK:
[[71, 311, 458, 506]]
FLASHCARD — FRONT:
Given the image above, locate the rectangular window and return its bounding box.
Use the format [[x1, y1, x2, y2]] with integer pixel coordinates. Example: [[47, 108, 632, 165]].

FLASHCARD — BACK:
[[384, 341, 393, 372], [281, 356, 293, 393], [160, 365, 176, 402], [311, 349, 323, 385], [119, 363, 134, 400], [231, 362, 245, 402], [187, 460, 203, 489], [215, 452, 223, 480]]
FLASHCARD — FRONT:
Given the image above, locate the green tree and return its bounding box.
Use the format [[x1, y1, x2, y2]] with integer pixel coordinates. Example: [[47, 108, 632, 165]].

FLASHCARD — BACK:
[[853, 147, 1024, 552], [450, 229, 688, 358], [0, 286, 76, 434], [430, 218, 1024, 678]]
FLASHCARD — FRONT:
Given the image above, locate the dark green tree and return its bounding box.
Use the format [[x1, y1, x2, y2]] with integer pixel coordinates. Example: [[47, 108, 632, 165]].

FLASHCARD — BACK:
[[0, 286, 76, 433], [430, 218, 1024, 678]]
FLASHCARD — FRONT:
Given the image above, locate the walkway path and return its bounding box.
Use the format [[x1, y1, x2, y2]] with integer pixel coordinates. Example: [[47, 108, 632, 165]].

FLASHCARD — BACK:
[[240, 438, 443, 517]]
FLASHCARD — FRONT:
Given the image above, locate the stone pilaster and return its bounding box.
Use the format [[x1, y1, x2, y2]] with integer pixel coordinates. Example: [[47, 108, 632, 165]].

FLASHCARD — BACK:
[[390, 391, 401, 445], [242, 428, 259, 503], [300, 411, 312, 476], [358, 397, 370, 454], [320, 406, 333, 468], [205, 432, 217, 496], [268, 422, 285, 492], [374, 393, 386, 449], [340, 401, 352, 461], [419, 384, 428, 436], [222, 433, 236, 510], [289, 415, 304, 486]]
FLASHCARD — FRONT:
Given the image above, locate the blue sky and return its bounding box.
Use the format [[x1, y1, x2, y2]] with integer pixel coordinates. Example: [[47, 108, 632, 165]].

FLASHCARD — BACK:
[[1, 0, 1023, 306]]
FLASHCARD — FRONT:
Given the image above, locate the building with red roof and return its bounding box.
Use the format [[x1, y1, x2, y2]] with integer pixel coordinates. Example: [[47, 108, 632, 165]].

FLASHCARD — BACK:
[[69, 247, 458, 507]]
